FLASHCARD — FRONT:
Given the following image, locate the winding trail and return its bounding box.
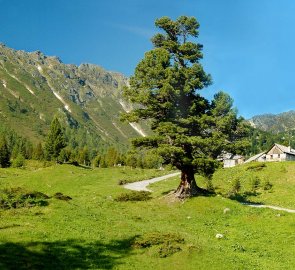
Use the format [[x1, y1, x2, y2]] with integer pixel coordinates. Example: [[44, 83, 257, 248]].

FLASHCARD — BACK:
[[242, 203, 295, 213], [123, 172, 180, 192], [123, 173, 295, 213]]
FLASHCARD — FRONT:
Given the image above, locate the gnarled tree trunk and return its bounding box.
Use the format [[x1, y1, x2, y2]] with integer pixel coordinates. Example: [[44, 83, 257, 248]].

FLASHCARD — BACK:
[[175, 166, 205, 198]]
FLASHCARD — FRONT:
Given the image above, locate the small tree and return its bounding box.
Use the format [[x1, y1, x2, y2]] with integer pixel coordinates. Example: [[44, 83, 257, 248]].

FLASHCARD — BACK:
[[122, 16, 250, 198], [125, 152, 138, 168], [105, 147, 119, 167], [33, 142, 44, 160], [58, 148, 71, 163], [92, 154, 101, 168], [0, 135, 10, 168], [77, 147, 90, 166], [44, 117, 66, 161]]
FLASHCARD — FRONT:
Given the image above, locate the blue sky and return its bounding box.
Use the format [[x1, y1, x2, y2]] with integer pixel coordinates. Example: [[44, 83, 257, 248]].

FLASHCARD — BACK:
[[1, 0, 295, 118]]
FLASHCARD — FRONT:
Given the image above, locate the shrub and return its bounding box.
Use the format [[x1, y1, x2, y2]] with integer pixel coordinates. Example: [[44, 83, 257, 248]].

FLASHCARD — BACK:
[[231, 178, 241, 194], [205, 178, 215, 193], [11, 153, 25, 168], [158, 243, 182, 258], [226, 177, 242, 199], [132, 232, 184, 257], [132, 232, 182, 248], [115, 191, 152, 202], [0, 187, 49, 209], [263, 180, 273, 191], [250, 176, 261, 193], [246, 162, 266, 171], [53, 192, 72, 201], [42, 161, 55, 167], [118, 179, 127, 185]]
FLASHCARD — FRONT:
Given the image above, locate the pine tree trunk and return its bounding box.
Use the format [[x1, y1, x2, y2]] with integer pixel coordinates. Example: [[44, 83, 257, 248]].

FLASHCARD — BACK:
[[175, 167, 205, 198]]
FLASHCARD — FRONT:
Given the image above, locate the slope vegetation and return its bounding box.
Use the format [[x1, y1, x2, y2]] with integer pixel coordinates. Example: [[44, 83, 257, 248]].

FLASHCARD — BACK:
[[0, 44, 148, 148]]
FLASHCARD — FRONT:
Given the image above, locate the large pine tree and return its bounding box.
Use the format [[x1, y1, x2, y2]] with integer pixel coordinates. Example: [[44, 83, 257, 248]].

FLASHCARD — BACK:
[[122, 16, 250, 198]]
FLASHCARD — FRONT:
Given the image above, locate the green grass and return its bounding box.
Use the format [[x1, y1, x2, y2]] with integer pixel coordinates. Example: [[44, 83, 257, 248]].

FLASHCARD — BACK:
[[207, 161, 295, 208], [0, 162, 295, 269]]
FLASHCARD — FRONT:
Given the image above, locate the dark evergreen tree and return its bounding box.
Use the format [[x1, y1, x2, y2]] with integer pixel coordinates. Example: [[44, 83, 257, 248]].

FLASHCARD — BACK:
[[0, 135, 10, 168], [44, 117, 66, 161], [122, 16, 250, 197]]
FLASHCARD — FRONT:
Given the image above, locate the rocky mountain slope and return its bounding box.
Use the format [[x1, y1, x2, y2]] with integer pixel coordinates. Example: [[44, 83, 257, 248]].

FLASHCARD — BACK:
[[0, 44, 149, 149], [249, 111, 295, 133]]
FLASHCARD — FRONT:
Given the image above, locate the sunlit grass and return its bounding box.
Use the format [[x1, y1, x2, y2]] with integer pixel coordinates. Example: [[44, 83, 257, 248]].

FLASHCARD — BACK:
[[0, 162, 295, 269]]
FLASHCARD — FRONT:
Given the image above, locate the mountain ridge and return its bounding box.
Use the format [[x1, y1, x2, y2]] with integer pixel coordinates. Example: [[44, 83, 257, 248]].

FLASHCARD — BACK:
[[249, 110, 295, 133], [0, 43, 148, 150]]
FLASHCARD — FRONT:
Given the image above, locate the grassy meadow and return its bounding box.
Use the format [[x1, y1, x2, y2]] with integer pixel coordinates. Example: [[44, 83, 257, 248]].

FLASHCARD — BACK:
[[0, 161, 295, 269]]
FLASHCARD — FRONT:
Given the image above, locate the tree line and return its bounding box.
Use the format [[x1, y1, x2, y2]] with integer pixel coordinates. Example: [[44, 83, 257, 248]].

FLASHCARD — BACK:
[[0, 116, 291, 170], [0, 118, 163, 169]]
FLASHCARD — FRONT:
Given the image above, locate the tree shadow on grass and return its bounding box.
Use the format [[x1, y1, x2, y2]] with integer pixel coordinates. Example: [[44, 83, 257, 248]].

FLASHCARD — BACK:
[[161, 189, 217, 202], [0, 238, 135, 270], [227, 192, 262, 205], [67, 162, 92, 170]]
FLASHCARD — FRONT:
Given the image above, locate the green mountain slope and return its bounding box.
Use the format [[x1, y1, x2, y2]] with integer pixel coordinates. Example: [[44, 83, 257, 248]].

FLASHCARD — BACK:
[[249, 110, 295, 133], [0, 44, 149, 149]]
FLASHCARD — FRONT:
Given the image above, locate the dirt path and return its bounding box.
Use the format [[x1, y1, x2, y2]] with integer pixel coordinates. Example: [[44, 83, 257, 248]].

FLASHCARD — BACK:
[[123, 172, 180, 192], [242, 203, 295, 213], [123, 174, 295, 213]]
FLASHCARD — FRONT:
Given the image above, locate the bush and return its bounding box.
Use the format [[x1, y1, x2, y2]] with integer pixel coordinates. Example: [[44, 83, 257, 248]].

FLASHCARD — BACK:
[[53, 192, 72, 201], [11, 153, 25, 168], [42, 161, 55, 167], [231, 178, 241, 194], [205, 178, 215, 193], [158, 243, 182, 258], [118, 179, 127, 185], [132, 232, 184, 248], [246, 162, 266, 171], [0, 187, 49, 209], [250, 176, 261, 193], [115, 191, 152, 202], [226, 177, 242, 199], [132, 232, 184, 257], [263, 180, 273, 191]]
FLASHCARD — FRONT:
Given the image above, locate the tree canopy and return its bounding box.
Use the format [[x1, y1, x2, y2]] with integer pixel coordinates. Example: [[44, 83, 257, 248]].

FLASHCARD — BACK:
[[122, 16, 250, 198]]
